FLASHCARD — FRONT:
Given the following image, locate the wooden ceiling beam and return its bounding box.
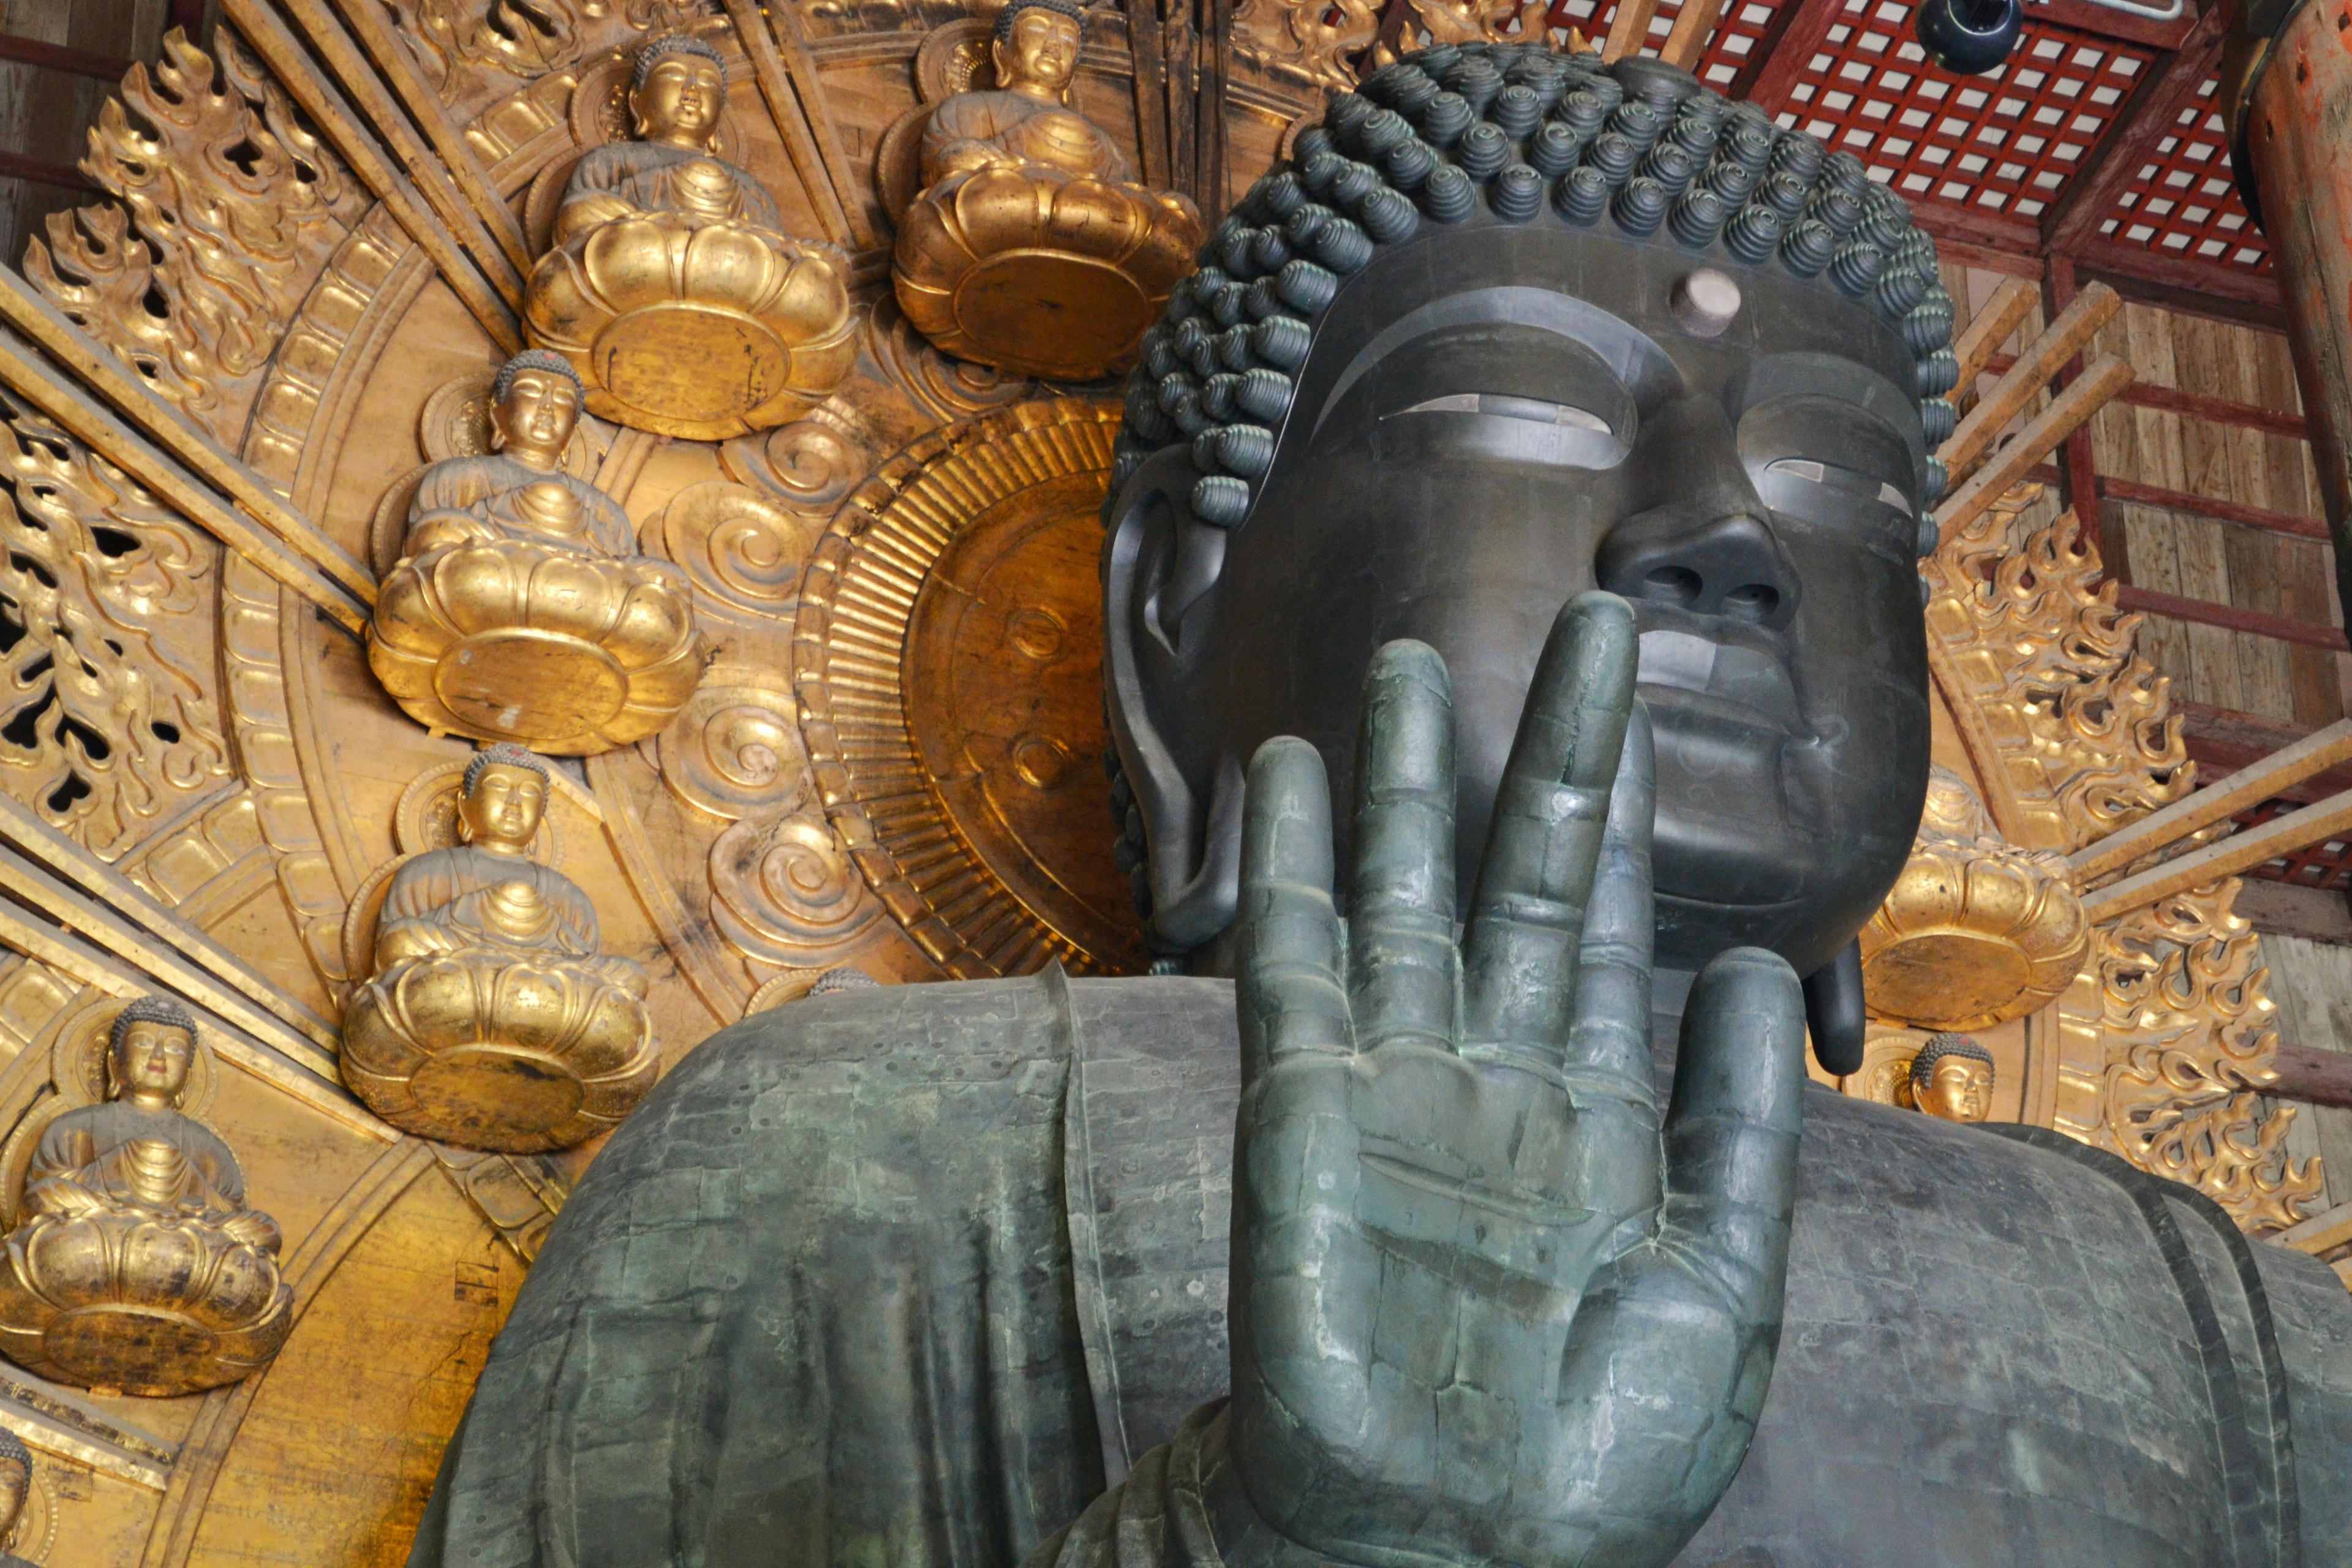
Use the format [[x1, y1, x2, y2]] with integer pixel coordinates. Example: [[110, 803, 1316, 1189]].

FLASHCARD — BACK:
[[1728, 0, 1846, 115], [2041, 2, 2227, 255]]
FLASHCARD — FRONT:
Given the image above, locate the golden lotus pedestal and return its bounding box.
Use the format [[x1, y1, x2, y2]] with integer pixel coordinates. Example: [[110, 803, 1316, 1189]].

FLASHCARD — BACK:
[[342, 955, 660, 1154], [0, 1214, 292, 1396], [368, 538, 701, 755], [1860, 838, 2090, 1031], [526, 214, 857, 441], [892, 168, 1202, 381]]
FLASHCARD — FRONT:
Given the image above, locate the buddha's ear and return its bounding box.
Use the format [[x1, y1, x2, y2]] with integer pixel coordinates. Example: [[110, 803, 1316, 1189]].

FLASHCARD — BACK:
[[1102, 445, 1243, 951]]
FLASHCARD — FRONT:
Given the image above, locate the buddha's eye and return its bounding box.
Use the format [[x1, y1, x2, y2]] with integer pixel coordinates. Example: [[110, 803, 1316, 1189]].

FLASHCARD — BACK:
[[1763, 457, 1909, 513], [1393, 393, 1615, 434]]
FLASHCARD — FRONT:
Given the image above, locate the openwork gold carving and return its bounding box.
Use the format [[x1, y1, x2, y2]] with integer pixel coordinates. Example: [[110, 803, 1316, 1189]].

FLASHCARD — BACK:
[[1860, 767, 2090, 1031], [797, 397, 1147, 976], [1232, 0, 1381, 89], [1924, 488, 2190, 854], [0, 999, 291, 1397], [343, 747, 659, 1152], [524, 35, 857, 439], [889, 1, 1204, 380], [25, 31, 366, 448], [394, 0, 709, 88], [2056, 882, 2320, 1234], [0, 401, 232, 860], [368, 353, 704, 755]]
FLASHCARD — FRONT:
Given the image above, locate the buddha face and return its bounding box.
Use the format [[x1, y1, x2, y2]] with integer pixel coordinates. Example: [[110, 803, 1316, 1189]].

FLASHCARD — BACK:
[[113, 1017, 195, 1107], [461, 763, 549, 852], [1914, 1053, 1994, 1122], [631, 52, 726, 148], [1107, 208, 1932, 974], [995, 7, 1081, 100], [491, 368, 580, 470]]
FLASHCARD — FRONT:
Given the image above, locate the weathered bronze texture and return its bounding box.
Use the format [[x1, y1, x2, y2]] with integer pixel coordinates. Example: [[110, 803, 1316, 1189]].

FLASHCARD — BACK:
[[367, 352, 704, 754], [524, 34, 856, 439], [0, 1000, 291, 1398], [1858, 766, 2089, 1030], [343, 747, 658, 1153], [890, 0, 1204, 380]]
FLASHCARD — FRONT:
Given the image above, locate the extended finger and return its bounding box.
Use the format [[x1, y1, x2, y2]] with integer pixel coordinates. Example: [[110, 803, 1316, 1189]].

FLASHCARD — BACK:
[[1553, 704, 1660, 1231], [1656, 947, 1807, 1322], [1237, 736, 1351, 1084], [1346, 640, 1458, 1055], [1461, 592, 1637, 1055]]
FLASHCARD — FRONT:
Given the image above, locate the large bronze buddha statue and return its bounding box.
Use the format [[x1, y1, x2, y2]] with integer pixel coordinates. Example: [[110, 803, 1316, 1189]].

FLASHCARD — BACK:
[[413, 45, 2352, 1568]]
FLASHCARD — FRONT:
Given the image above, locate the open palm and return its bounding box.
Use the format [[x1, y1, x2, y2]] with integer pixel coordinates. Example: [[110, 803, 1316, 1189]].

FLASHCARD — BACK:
[[1219, 593, 1809, 1568]]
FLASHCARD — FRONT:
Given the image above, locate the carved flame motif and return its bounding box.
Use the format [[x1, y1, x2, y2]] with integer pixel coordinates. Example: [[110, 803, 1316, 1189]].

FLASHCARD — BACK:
[[1924, 484, 2311, 1233], [24, 32, 368, 447], [2067, 884, 2321, 1234], [1231, 0, 1382, 90], [390, 0, 710, 87], [0, 405, 231, 859], [1924, 488, 2190, 854]]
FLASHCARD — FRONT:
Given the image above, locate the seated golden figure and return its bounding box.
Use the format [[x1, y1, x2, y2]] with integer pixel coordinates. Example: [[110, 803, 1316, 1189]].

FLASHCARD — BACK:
[[343, 745, 660, 1153], [1908, 1032, 1995, 1123], [523, 33, 855, 439], [891, 0, 1203, 380], [0, 998, 292, 1396], [368, 352, 703, 755], [1858, 766, 2090, 1031], [0, 1429, 35, 1568]]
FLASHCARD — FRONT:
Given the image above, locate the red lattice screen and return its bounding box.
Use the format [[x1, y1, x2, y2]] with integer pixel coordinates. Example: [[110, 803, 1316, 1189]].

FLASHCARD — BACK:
[[2236, 799, 2352, 891], [1542, 0, 2269, 277]]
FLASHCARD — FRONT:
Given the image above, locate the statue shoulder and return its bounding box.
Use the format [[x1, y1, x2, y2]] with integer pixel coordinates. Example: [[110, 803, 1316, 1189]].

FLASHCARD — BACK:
[[562, 140, 660, 195]]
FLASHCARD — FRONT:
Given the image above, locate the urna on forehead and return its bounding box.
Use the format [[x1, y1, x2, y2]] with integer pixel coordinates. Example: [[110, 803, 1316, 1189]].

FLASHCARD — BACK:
[[1104, 42, 1950, 974]]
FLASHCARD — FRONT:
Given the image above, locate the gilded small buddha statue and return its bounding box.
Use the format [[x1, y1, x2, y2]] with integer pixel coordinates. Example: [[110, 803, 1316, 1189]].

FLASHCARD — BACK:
[[0, 998, 292, 1397], [368, 350, 703, 755], [523, 32, 856, 439], [0, 1430, 33, 1567], [891, 0, 1204, 380], [1907, 1031, 1995, 1123], [342, 744, 660, 1153]]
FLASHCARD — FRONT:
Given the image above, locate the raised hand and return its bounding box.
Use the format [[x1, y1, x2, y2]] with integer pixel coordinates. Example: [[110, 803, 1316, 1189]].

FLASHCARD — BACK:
[[1217, 592, 1808, 1568]]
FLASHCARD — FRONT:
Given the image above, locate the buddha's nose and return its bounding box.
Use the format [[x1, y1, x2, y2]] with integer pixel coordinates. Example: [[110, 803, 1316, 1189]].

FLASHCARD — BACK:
[[1596, 507, 1801, 627], [1596, 391, 1801, 628]]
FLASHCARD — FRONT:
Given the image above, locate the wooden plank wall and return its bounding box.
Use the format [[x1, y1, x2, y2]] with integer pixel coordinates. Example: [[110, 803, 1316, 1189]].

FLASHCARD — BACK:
[[0, 0, 173, 266], [2089, 304, 2342, 728], [1938, 265, 2346, 731]]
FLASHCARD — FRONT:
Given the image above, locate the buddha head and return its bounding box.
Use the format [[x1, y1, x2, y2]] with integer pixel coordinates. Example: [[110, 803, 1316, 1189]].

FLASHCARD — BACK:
[[0, 1428, 26, 1548], [630, 33, 728, 149], [992, 0, 1085, 104], [459, 744, 551, 854], [490, 350, 585, 471], [1909, 1031, 1994, 1122], [108, 996, 199, 1112], [1104, 45, 1951, 976]]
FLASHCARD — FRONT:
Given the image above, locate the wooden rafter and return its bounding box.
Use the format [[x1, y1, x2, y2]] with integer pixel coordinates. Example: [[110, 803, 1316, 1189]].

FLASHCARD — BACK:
[[2041, 2, 2228, 255], [0, 34, 132, 80], [1727, 0, 1845, 114]]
